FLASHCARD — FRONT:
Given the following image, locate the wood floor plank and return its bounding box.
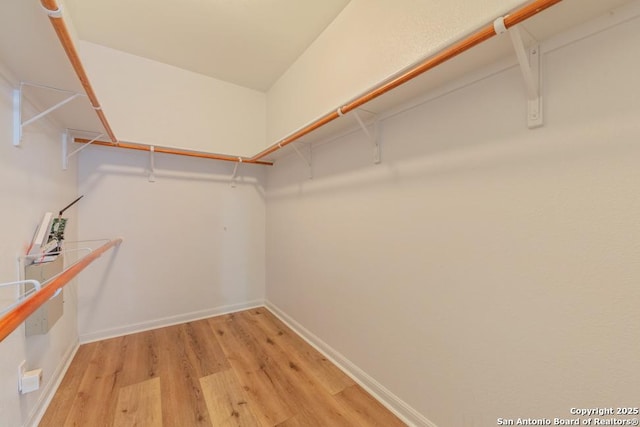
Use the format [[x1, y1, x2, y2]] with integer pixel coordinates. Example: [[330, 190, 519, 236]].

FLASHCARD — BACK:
[[200, 369, 260, 427], [333, 384, 406, 426], [248, 307, 355, 395], [113, 377, 162, 427], [39, 343, 97, 426], [155, 323, 213, 427], [232, 311, 354, 427], [274, 412, 320, 427], [183, 320, 231, 377], [117, 329, 160, 387], [208, 313, 297, 426], [62, 336, 129, 426]]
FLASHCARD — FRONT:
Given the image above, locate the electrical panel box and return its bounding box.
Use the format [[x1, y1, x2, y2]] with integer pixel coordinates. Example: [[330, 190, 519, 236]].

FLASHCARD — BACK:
[[24, 255, 64, 336]]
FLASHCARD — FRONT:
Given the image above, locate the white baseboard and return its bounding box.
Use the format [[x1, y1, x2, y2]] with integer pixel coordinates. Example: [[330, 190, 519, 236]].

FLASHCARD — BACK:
[[79, 299, 264, 343], [264, 301, 437, 427], [26, 338, 79, 427]]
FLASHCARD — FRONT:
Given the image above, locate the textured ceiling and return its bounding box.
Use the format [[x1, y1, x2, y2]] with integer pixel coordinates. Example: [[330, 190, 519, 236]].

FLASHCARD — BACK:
[[63, 0, 350, 91]]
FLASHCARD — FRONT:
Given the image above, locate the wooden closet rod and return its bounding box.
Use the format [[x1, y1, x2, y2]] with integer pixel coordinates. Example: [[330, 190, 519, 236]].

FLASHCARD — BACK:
[[41, 0, 118, 143], [43, 0, 561, 164], [73, 138, 274, 165], [0, 238, 122, 343], [247, 0, 561, 162]]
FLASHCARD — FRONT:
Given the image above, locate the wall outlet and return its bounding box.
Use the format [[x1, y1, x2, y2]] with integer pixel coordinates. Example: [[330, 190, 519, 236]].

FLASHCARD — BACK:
[[21, 369, 43, 393], [17, 360, 25, 393], [18, 360, 42, 394]]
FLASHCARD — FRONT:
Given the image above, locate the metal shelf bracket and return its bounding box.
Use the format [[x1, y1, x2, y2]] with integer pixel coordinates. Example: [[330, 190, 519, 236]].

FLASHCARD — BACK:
[[149, 146, 156, 182], [0, 280, 42, 316], [496, 19, 543, 128], [62, 129, 104, 170], [291, 143, 312, 179], [352, 110, 381, 164], [13, 82, 86, 147], [231, 158, 242, 187]]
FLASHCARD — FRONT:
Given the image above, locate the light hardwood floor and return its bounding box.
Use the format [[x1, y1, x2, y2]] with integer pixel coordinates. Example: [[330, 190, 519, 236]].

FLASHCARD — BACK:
[[40, 307, 406, 426]]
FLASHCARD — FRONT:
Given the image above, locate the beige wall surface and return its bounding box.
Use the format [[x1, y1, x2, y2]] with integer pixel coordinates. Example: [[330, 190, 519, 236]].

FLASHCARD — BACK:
[[0, 72, 80, 426], [78, 41, 267, 157], [76, 147, 267, 341], [266, 9, 640, 426]]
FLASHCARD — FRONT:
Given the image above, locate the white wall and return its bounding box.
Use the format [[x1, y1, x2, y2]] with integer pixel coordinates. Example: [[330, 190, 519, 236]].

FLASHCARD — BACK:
[[266, 8, 640, 427], [266, 0, 527, 145], [0, 69, 80, 426], [76, 146, 266, 341], [78, 41, 267, 157]]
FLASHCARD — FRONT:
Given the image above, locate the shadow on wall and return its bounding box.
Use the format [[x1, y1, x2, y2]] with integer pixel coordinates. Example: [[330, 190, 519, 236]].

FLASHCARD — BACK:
[[78, 145, 267, 200], [81, 245, 122, 327], [268, 103, 639, 203], [267, 66, 529, 195], [268, 16, 640, 199]]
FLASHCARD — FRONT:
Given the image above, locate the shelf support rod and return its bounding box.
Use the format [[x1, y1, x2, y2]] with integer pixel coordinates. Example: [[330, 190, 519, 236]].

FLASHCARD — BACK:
[[12, 90, 21, 146], [231, 158, 242, 187], [291, 143, 312, 179], [149, 146, 156, 182], [0, 280, 41, 291], [13, 82, 86, 146], [19, 247, 92, 263], [21, 93, 82, 128], [0, 280, 42, 317], [352, 110, 381, 164], [62, 130, 68, 169], [64, 131, 103, 170]]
